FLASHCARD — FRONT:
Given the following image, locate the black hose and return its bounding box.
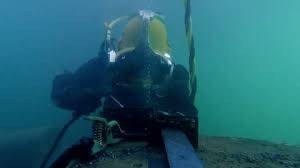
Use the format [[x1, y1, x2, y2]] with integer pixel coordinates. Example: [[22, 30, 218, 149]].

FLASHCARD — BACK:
[[40, 115, 80, 168]]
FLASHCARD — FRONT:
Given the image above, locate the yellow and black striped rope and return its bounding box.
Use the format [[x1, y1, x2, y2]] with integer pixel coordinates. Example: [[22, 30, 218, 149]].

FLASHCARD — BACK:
[[184, 0, 197, 104]]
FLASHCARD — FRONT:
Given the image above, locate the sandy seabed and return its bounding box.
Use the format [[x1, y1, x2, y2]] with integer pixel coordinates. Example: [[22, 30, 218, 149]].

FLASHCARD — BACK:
[[71, 136, 300, 168]]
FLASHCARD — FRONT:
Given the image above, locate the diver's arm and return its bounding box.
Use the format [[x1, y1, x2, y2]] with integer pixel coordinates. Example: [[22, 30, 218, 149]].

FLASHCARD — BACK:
[[168, 64, 191, 102], [51, 57, 111, 114], [167, 64, 198, 116]]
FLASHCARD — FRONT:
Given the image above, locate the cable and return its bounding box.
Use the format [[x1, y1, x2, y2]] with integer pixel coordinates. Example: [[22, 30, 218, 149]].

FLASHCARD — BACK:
[[40, 115, 80, 168], [184, 0, 197, 104]]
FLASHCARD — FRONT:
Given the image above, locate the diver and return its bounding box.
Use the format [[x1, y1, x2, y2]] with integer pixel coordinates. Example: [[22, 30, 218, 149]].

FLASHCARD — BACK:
[[49, 10, 198, 167]]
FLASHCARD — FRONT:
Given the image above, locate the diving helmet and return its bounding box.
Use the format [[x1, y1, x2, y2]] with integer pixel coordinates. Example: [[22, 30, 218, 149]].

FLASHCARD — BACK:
[[104, 10, 173, 68]]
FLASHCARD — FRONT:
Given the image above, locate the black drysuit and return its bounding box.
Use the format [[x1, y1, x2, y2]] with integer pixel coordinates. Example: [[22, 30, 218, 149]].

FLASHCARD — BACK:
[[51, 49, 198, 123]]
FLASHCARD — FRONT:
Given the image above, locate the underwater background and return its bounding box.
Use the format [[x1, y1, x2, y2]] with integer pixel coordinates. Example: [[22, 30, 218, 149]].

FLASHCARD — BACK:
[[0, 0, 300, 163]]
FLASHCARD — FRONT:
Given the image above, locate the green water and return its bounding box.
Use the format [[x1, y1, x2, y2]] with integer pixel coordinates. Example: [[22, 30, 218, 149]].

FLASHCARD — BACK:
[[194, 0, 300, 145], [152, 0, 300, 145], [0, 0, 299, 151]]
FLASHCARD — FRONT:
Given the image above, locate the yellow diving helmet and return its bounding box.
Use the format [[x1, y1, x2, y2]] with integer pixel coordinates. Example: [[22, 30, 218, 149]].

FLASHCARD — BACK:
[[105, 10, 173, 66]]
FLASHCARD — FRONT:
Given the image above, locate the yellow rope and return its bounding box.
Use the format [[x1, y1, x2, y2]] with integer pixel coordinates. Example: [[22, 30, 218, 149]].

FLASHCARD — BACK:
[[184, 0, 197, 104]]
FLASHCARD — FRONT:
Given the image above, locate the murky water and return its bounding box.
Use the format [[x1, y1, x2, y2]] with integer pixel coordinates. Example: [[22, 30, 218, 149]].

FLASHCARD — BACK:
[[0, 0, 300, 167]]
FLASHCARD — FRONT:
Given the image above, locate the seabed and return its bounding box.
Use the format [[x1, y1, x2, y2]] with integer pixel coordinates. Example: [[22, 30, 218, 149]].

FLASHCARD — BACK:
[[68, 136, 300, 168]]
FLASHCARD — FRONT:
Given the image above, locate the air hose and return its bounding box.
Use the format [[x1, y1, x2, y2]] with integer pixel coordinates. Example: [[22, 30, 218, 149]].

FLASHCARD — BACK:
[[40, 114, 81, 168], [184, 0, 197, 104]]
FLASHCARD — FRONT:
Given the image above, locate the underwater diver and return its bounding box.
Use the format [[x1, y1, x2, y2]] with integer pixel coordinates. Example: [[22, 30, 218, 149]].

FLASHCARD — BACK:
[[49, 10, 199, 167]]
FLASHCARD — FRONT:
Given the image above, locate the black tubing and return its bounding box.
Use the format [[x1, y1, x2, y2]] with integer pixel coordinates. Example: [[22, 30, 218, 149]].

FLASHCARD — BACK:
[[40, 115, 80, 168]]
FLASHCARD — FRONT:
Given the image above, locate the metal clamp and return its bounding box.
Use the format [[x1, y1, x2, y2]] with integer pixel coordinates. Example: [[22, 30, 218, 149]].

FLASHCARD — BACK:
[[84, 116, 125, 154]]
